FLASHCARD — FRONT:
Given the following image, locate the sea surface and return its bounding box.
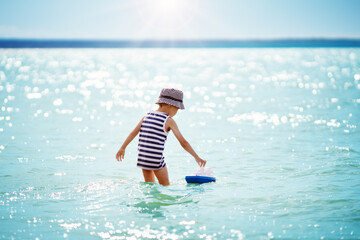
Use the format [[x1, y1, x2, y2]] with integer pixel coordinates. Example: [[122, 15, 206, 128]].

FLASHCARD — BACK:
[[0, 48, 359, 239]]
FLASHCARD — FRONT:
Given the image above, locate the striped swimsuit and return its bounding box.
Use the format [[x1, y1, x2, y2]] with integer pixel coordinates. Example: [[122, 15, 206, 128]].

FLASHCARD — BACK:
[[137, 111, 170, 170]]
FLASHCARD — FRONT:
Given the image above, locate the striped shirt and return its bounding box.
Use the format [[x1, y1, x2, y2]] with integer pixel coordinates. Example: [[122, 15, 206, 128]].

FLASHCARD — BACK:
[[137, 111, 170, 170]]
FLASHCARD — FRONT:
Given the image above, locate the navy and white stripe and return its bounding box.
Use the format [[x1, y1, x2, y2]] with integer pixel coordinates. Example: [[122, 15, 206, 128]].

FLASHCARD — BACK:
[[137, 111, 170, 170]]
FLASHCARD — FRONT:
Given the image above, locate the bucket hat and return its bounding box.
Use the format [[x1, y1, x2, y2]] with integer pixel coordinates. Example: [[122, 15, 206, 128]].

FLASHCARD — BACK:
[[155, 88, 185, 110]]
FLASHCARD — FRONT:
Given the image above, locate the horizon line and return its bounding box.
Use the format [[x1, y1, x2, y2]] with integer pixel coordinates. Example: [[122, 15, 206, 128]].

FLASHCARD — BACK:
[[1, 38, 360, 48]]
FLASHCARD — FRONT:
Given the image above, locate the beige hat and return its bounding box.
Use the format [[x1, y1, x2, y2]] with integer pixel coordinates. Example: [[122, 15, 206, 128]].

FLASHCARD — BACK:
[[155, 88, 185, 110]]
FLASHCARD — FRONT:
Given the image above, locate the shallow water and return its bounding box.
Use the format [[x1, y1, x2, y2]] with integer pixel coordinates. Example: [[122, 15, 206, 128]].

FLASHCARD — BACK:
[[0, 48, 359, 239]]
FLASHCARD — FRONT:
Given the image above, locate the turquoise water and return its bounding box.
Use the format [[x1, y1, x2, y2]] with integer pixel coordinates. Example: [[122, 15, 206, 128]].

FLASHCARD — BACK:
[[0, 48, 359, 239]]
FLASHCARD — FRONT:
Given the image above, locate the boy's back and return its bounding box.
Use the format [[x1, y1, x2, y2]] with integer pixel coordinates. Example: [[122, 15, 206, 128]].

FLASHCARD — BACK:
[[137, 110, 170, 170]]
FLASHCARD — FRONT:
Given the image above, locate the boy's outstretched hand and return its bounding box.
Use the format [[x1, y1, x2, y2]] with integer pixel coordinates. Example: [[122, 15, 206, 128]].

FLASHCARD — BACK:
[[116, 148, 125, 162], [196, 157, 207, 167]]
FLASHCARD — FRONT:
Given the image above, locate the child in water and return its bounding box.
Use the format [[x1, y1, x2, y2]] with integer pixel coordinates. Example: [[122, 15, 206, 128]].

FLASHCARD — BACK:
[[115, 88, 207, 186]]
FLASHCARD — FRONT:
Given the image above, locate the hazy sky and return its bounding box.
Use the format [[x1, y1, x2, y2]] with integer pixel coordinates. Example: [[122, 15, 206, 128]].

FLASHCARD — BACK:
[[0, 0, 359, 39]]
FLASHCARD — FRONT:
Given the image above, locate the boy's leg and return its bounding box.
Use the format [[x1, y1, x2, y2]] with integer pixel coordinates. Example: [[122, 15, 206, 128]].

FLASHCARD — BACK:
[[154, 166, 170, 186], [142, 169, 155, 183]]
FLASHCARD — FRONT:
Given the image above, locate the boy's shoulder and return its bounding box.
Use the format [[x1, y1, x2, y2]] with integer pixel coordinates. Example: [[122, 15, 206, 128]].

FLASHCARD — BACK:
[[165, 116, 176, 126]]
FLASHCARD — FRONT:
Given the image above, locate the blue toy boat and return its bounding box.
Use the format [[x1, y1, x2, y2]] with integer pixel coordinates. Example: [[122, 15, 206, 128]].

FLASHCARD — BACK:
[[185, 176, 216, 184]]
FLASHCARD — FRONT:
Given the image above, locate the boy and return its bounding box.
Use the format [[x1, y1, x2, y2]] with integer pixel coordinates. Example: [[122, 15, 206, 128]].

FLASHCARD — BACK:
[[115, 88, 206, 186]]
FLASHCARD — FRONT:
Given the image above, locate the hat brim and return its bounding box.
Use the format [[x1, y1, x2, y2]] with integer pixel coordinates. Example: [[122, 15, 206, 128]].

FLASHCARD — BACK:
[[156, 98, 185, 110]]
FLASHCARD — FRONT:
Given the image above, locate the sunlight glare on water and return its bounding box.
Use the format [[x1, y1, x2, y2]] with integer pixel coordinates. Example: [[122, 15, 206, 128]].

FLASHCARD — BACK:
[[0, 48, 359, 239]]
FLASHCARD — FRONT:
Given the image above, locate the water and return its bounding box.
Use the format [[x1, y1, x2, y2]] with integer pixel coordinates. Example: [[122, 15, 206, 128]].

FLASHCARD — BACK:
[[1, 39, 360, 48], [0, 48, 359, 239]]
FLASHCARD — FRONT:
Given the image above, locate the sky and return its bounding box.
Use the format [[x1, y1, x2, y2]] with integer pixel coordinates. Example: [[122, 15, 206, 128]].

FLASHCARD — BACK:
[[0, 0, 359, 40]]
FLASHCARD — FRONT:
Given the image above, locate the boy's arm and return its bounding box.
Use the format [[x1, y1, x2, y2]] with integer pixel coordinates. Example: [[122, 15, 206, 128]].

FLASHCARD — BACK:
[[116, 117, 144, 162], [167, 118, 207, 167]]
